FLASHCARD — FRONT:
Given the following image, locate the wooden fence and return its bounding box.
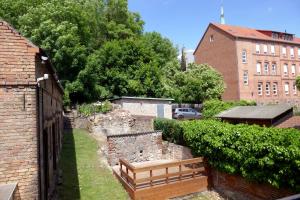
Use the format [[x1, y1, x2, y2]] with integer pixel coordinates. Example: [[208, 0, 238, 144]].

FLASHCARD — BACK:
[[114, 157, 209, 199]]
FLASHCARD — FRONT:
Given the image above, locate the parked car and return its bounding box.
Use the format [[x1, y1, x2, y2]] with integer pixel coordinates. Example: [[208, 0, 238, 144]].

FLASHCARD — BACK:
[[173, 108, 202, 119]]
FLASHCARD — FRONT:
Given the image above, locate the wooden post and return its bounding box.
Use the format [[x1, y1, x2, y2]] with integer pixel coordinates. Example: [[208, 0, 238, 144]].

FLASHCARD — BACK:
[[120, 163, 123, 177], [179, 164, 182, 181], [192, 163, 195, 178], [150, 170, 153, 186], [126, 167, 129, 182], [166, 167, 169, 183], [133, 172, 136, 190]]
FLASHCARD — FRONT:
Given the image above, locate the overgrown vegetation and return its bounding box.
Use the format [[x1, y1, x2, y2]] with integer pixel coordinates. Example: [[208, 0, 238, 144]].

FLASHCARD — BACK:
[[202, 99, 256, 118], [78, 100, 112, 116], [59, 129, 128, 199], [154, 118, 184, 145], [154, 118, 300, 191]]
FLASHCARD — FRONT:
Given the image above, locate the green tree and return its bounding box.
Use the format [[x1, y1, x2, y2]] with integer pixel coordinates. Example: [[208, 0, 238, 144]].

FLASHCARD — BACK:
[[167, 63, 224, 103], [141, 32, 178, 67], [0, 0, 180, 105], [296, 76, 300, 91], [180, 47, 187, 71], [0, 0, 47, 25], [71, 37, 169, 103]]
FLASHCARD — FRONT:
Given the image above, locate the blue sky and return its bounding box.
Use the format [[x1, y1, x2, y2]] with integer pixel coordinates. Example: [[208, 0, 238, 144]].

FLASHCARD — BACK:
[[128, 0, 300, 50]]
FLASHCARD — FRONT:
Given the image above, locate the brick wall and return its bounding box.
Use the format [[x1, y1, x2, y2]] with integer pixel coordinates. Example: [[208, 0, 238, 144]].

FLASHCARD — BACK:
[[194, 24, 239, 100], [0, 21, 63, 199], [211, 169, 294, 200], [0, 21, 40, 200], [276, 116, 300, 128]]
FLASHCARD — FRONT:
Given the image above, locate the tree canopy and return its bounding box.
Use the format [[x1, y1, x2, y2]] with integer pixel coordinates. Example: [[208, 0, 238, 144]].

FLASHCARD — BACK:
[[164, 63, 224, 104], [0, 0, 224, 105]]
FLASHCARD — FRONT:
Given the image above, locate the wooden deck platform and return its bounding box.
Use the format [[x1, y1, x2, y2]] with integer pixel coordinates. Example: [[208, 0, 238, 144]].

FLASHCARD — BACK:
[[113, 158, 210, 200]]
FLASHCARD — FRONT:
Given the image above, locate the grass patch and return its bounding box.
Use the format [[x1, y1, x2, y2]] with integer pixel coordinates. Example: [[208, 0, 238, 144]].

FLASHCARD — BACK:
[[58, 129, 128, 200]]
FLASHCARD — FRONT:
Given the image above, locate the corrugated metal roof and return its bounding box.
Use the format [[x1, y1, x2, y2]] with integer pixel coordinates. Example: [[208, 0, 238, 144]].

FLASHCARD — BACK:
[[216, 104, 293, 119]]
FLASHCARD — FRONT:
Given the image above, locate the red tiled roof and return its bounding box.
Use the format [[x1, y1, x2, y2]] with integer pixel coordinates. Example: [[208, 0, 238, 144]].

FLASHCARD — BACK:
[[211, 23, 300, 45]]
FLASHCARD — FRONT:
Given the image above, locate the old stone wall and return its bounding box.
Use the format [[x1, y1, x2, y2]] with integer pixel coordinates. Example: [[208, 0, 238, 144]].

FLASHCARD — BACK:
[[211, 169, 294, 200], [107, 131, 163, 166], [106, 131, 194, 166], [162, 141, 193, 160], [89, 109, 154, 135]]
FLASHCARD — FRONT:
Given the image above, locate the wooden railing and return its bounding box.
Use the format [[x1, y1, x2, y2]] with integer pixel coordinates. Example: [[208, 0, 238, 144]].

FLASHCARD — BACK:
[[119, 157, 206, 190]]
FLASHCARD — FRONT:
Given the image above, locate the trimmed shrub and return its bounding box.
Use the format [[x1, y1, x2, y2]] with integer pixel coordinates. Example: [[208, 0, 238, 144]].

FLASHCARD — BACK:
[[154, 118, 184, 145], [182, 119, 300, 191], [78, 100, 112, 116], [202, 99, 256, 118]]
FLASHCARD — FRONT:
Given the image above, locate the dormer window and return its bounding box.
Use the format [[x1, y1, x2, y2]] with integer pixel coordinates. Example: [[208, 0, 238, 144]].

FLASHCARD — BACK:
[[272, 33, 279, 39]]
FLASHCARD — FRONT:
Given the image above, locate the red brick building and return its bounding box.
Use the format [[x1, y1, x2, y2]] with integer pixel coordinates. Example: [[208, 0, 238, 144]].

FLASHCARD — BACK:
[[194, 23, 300, 105], [0, 21, 63, 199]]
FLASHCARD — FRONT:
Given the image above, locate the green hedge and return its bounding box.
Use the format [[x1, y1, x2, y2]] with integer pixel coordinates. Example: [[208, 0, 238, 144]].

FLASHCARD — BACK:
[[154, 118, 184, 145], [182, 119, 300, 191], [202, 99, 256, 118], [78, 100, 112, 116]]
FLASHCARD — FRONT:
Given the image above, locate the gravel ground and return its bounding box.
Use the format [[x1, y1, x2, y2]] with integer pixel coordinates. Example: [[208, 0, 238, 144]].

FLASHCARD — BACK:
[[171, 190, 230, 200]]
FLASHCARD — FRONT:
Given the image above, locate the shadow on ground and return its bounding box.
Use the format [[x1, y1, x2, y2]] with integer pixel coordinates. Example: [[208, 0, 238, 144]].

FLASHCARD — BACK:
[[58, 129, 80, 200]]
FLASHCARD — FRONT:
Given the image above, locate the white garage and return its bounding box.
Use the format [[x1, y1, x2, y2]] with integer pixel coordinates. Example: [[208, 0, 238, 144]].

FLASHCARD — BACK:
[[111, 96, 174, 119]]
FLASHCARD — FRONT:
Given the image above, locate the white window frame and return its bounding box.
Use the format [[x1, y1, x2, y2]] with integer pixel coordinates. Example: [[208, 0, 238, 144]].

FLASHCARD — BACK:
[[258, 82, 263, 96], [298, 48, 300, 58], [242, 50, 247, 63], [290, 47, 294, 58], [284, 82, 289, 95], [273, 82, 278, 95], [282, 46, 287, 56], [266, 82, 270, 96], [293, 82, 297, 95], [271, 63, 276, 75], [256, 62, 261, 75], [271, 45, 275, 55], [210, 35, 214, 42], [243, 70, 248, 85], [263, 45, 268, 54], [292, 64, 296, 76], [264, 62, 269, 75], [256, 44, 260, 54], [283, 64, 288, 76]]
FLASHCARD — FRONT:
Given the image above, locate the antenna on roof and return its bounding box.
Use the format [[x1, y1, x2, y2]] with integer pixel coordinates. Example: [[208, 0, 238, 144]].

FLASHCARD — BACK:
[[220, 0, 225, 24]]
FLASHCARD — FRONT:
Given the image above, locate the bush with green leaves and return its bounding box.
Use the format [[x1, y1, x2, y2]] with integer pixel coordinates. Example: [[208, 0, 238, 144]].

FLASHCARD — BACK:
[[202, 99, 256, 118], [182, 119, 300, 191], [78, 100, 112, 116], [154, 118, 184, 145]]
